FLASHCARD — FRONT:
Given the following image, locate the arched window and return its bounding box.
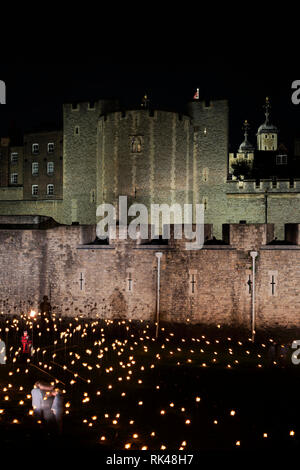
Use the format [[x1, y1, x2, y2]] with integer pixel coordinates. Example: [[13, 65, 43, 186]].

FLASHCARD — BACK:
[[47, 184, 54, 195], [131, 136, 142, 153]]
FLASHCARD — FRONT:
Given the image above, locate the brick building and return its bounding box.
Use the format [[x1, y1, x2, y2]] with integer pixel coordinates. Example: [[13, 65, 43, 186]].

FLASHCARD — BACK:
[[23, 130, 63, 201]]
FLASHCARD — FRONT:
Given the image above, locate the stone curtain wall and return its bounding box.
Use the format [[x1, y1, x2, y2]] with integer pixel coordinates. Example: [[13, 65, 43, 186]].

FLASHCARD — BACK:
[[223, 223, 274, 251], [256, 247, 300, 329], [1, 223, 300, 331], [0, 229, 48, 313], [226, 181, 300, 239]]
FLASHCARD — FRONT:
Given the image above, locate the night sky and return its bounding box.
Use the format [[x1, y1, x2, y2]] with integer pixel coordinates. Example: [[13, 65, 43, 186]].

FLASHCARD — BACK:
[[0, 59, 299, 151]]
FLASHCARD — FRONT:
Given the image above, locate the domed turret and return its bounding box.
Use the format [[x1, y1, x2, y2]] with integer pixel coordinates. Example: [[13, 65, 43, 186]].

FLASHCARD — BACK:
[[229, 120, 255, 177], [257, 97, 278, 151], [238, 120, 255, 153]]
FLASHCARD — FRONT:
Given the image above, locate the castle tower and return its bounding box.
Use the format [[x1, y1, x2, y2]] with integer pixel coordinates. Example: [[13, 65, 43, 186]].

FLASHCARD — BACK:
[[187, 99, 229, 239], [238, 120, 254, 156], [63, 99, 119, 225], [257, 97, 278, 151], [229, 120, 254, 176], [96, 109, 194, 227]]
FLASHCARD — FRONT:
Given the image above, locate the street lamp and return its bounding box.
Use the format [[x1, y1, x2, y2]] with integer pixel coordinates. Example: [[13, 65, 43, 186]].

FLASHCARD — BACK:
[[29, 310, 36, 350], [155, 252, 163, 339], [250, 251, 258, 342]]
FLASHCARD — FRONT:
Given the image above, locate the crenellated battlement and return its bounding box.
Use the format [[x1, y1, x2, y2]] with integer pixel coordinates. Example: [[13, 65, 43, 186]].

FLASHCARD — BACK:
[[227, 178, 300, 193]]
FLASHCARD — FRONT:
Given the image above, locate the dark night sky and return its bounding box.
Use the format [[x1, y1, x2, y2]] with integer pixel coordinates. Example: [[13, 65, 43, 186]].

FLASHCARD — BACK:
[[0, 59, 299, 152]]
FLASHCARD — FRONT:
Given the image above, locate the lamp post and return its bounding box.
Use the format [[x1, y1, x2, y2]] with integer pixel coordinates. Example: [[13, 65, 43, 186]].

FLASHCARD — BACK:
[[29, 310, 36, 350], [264, 189, 268, 224], [250, 252, 258, 342], [155, 252, 163, 339]]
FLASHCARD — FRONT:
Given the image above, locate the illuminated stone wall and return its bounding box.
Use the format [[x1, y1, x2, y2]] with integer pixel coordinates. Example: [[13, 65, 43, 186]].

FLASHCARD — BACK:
[[188, 100, 229, 240], [226, 179, 300, 239], [1, 222, 300, 332], [97, 110, 193, 216]]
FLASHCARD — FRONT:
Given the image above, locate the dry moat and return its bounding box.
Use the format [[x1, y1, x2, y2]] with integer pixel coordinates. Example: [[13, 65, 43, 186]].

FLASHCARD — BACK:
[[0, 313, 299, 461]]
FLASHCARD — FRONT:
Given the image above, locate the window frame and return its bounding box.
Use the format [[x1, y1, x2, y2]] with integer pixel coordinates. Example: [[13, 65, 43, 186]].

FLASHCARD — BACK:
[[32, 143, 39, 155], [10, 173, 18, 184], [32, 162, 39, 175], [47, 161, 54, 175], [47, 184, 54, 195], [47, 142, 55, 154], [10, 152, 18, 164], [276, 155, 288, 165], [32, 184, 38, 196]]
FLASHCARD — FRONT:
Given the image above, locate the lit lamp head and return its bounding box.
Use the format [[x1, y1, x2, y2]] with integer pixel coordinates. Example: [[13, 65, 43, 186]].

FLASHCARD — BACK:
[[29, 310, 36, 318]]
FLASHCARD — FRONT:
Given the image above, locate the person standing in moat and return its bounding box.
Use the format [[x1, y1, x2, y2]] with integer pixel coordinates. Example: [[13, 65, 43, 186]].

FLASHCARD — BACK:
[[21, 331, 32, 357], [0, 337, 6, 364]]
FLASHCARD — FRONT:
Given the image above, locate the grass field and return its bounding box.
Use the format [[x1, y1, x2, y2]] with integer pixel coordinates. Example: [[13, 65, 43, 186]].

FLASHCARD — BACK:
[[0, 314, 299, 457]]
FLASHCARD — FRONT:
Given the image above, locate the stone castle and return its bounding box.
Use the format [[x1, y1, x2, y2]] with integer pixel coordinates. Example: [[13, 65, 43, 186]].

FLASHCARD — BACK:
[[0, 94, 300, 331], [2, 95, 300, 239]]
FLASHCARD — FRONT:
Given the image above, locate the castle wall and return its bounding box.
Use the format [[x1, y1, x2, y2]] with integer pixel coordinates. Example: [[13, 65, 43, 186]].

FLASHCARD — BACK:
[[1, 99, 300, 243], [1, 222, 299, 332], [256, 246, 300, 329], [0, 199, 63, 223], [188, 100, 229, 239], [226, 180, 300, 238], [63, 100, 119, 225], [97, 110, 193, 217], [0, 186, 23, 200]]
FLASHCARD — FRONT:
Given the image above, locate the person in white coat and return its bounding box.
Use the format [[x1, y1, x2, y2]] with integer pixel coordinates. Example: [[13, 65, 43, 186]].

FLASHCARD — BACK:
[[31, 382, 44, 419], [31, 381, 54, 422], [0, 338, 6, 364], [51, 389, 64, 434]]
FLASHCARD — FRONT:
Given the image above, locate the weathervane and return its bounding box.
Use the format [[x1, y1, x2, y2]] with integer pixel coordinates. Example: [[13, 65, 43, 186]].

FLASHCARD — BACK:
[[243, 119, 250, 139], [141, 94, 150, 109], [263, 96, 271, 123]]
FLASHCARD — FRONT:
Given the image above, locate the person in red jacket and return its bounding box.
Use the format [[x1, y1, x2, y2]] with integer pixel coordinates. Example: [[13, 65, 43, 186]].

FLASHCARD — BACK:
[[21, 331, 32, 354]]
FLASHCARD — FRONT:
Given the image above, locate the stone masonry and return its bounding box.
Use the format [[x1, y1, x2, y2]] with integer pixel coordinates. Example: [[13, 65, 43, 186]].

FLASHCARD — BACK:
[[0, 220, 300, 333]]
